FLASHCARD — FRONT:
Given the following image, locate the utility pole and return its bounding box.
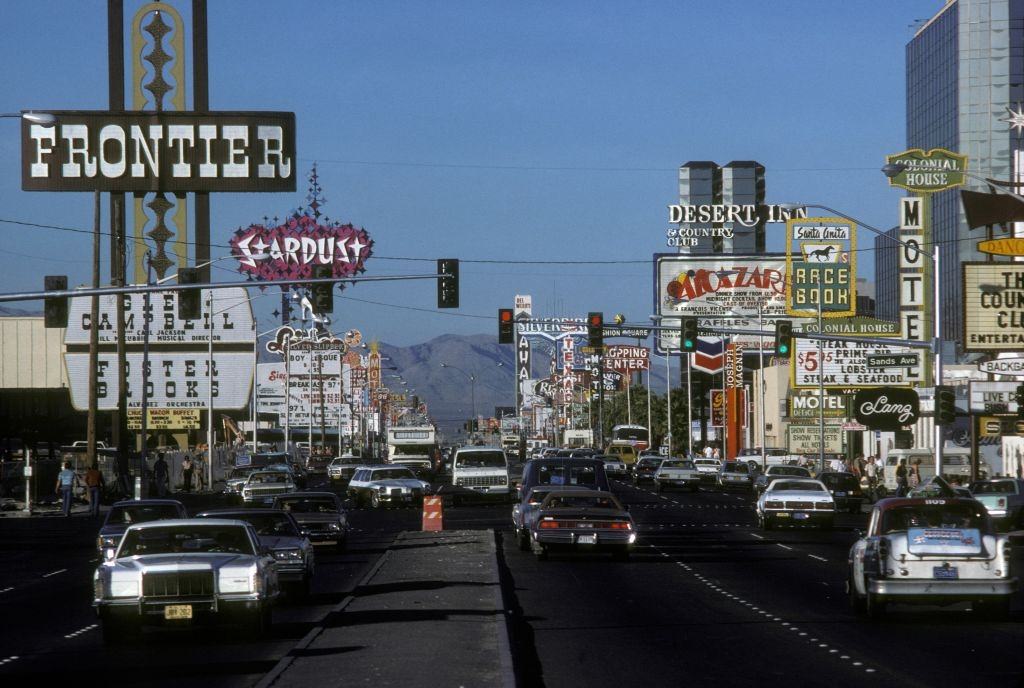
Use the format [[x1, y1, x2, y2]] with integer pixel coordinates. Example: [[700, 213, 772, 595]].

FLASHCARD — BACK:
[[87, 191, 100, 470]]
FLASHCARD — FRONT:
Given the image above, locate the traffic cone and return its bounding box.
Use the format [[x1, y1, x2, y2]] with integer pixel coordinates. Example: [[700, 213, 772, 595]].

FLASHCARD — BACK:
[[422, 496, 443, 532]]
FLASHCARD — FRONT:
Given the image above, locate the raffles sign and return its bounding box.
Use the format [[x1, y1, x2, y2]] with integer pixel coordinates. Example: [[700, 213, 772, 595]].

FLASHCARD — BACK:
[[962, 263, 1024, 352], [853, 388, 920, 431], [22, 111, 296, 192]]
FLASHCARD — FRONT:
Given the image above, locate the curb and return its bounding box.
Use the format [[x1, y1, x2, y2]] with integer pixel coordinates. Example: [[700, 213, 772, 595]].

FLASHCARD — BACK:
[[254, 541, 393, 688], [492, 529, 518, 688]]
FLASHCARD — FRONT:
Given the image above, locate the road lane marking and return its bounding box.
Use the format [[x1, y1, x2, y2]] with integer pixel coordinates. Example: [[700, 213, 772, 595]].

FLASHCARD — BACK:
[[0, 656, 19, 665], [0, 586, 13, 594], [41, 568, 67, 578], [750, 533, 764, 540], [808, 554, 828, 562], [64, 623, 98, 639], [776, 544, 793, 551]]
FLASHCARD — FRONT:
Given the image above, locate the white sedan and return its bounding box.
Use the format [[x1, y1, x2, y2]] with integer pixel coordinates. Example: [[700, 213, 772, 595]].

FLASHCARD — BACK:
[[756, 478, 835, 530]]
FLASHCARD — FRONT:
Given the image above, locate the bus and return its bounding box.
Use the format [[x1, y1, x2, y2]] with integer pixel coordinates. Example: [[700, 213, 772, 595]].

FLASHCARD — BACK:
[[386, 425, 438, 477], [610, 424, 649, 451]]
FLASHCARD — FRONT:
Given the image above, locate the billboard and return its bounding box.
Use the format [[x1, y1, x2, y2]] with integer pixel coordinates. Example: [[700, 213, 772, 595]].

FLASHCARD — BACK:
[[785, 218, 856, 318], [654, 254, 810, 352], [786, 423, 844, 453], [256, 362, 350, 428], [962, 263, 1024, 352], [791, 338, 923, 389], [127, 408, 200, 430], [605, 345, 649, 372], [22, 111, 296, 192]]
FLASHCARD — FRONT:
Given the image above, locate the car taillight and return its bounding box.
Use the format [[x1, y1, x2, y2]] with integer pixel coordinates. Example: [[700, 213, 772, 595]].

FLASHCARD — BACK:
[[606, 521, 632, 530], [539, 520, 564, 529], [878, 537, 890, 562], [997, 498, 1006, 508]]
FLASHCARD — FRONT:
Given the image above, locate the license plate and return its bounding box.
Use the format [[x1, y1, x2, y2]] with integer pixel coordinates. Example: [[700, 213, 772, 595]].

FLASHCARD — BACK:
[[835, 491, 846, 496], [577, 534, 597, 545], [164, 604, 192, 620], [933, 566, 959, 580], [776, 512, 790, 518], [793, 512, 809, 520]]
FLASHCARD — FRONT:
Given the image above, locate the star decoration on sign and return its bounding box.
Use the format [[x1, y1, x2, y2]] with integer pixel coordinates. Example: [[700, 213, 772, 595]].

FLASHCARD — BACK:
[[1001, 103, 1024, 134]]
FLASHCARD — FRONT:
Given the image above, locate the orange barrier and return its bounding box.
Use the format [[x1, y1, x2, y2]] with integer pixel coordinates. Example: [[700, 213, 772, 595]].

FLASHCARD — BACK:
[[422, 496, 443, 532]]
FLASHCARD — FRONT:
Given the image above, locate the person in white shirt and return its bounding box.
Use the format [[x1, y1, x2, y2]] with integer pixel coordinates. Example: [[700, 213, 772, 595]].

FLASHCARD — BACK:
[[704, 445, 714, 459]]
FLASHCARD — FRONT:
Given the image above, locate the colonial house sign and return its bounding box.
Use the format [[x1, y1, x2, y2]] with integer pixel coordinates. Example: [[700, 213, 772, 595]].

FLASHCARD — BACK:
[[853, 387, 920, 431]]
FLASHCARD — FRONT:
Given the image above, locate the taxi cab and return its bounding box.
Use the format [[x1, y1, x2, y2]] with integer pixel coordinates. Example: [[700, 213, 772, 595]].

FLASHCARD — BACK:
[[846, 481, 1016, 620]]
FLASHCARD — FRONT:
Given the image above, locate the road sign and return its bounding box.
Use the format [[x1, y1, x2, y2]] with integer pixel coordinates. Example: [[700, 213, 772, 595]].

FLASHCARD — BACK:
[[602, 326, 652, 339], [792, 338, 922, 388], [866, 353, 920, 368]]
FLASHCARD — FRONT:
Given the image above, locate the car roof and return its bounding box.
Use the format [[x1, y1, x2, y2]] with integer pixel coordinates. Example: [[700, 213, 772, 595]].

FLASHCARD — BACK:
[[767, 478, 825, 488], [456, 446, 503, 452], [526, 457, 604, 466], [110, 499, 185, 507], [124, 518, 249, 529], [196, 508, 289, 517], [273, 491, 339, 499], [541, 488, 612, 499], [873, 496, 981, 511]]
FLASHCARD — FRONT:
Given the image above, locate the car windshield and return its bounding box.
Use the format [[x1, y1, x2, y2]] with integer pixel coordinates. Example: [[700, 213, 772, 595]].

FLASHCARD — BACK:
[[249, 472, 289, 484], [770, 467, 809, 477], [822, 474, 859, 489], [723, 462, 748, 474], [771, 480, 825, 493], [662, 460, 694, 469], [526, 489, 553, 505], [455, 451, 506, 468], [276, 497, 339, 514], [205, 512, 299, 537], [107, 504, 181, 525], [372, 468, 416, 480], [118, 525, 255, 556], [638, 459, 662, 468], [542, 494, 621, 510], [536, 465, 598, 487], [880, 503, 988, 533], [229, 468, 254, 479], [970, 481, 1017, 495]]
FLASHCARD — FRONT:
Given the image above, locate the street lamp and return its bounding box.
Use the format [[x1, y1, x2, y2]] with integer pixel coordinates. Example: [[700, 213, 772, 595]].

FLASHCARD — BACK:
[[779, 200, 941, 475], [0, 112, 56, 124]]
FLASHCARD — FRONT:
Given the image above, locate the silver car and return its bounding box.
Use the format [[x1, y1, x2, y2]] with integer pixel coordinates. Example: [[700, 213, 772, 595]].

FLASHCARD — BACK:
[[347, 466, 431, 508], [93, 519, 280, 643]]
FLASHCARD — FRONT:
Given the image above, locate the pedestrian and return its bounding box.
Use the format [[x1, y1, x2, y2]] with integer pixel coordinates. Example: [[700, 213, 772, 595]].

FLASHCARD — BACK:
[[704, 445, 714, 459], [83, 462, 104, 517], [896, 459, 909, 496], [181, 454, 194, 492], [909, 459, 922, 490], [54, 461, 80, 517], [865, 456, 878, 488], [712, 447, 721, 462], [194, 454, 207, 492], [153, 452, 169, 497]]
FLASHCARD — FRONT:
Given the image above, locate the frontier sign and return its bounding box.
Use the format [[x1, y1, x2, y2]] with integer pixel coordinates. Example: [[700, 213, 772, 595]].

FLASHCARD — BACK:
[[21, 111, 296, 192]]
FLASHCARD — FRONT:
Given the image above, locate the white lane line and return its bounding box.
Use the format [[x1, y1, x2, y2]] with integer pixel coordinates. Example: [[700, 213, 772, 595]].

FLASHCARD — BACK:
[[0, 586, 14, 594], [0, 655, 19, 665], [776, 544, 793, 551], [63, 623, 98, 639], [41, 568, 67, 578], [808, 554, 828, 562], [750, 533, 764, 540]]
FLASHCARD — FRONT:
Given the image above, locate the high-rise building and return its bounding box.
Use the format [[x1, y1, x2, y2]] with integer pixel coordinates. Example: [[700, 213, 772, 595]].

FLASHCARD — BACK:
[[903, 0, 1024, 348], [676, 161, 766, 254], [874, 227, 901, 322]]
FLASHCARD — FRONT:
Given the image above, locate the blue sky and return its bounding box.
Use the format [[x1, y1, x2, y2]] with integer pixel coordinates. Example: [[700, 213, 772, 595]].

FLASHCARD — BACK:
[[0, 1, 941, 346]]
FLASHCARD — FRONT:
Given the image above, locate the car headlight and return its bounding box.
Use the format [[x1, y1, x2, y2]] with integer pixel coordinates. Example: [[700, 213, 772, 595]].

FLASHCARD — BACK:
[[110, 580, 139, 598], [422, 483, 432, 492], [219, 570, 255, 593], [97, 535, 118, 550], [273, 548, 303, 561], [328, 522, 341, 531]]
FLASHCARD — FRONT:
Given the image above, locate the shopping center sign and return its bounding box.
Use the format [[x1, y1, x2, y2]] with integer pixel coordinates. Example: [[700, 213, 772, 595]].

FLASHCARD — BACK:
[[963, 263, 1024, 352]]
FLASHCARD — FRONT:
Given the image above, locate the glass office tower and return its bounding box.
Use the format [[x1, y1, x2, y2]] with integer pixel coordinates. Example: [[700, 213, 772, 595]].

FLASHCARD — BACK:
[[676, 161, 766, 255]]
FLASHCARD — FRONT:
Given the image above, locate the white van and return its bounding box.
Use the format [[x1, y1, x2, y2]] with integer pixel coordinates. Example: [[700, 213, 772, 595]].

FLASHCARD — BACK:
[[451, 446, 512, 502], [881, 447, 977, 493]]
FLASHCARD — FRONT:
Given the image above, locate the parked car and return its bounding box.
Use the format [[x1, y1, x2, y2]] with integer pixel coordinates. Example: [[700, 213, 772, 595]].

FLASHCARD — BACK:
[[599, 454, 628, 479], [717, 461, 753, 491], [529, 489, 635, 561], [96, 499, 188, 557], [632, 456, 664, 486], [756, 478, 835, 530], [654, 458, 700, 492], [93, 519, 280, 642], [818, 471, 865, 514], [347, 465, 431, 508], [753, 465, 812, 497], [272, 492, 349, 550], [241, 469, 296, 507], [327, 456, 362, 485], [196, 509, 315, 596], [847, 495, 1016, 619], [968, 478, 1024, 531]]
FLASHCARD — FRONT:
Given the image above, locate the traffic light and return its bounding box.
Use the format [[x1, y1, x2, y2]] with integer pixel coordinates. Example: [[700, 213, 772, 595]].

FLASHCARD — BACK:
[[1016, 385, 1024, 420], [177, 267, 201, 320], [498, 308, 514, 344], [437, 258, 459, 308], [935, 385, 956, 425], [587, 312, 603, 349], [43, 275, 68, 328], [311, 265, 334, 314], [680, 316, 698, 352], [774, 319, 793, 357]]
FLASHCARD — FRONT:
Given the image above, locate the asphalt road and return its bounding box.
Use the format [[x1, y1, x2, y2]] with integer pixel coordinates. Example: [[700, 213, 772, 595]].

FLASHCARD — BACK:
[[1, 474, 1021, 687]]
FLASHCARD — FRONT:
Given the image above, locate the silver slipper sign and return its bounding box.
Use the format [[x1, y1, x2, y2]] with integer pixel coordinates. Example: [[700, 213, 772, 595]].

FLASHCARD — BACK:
[[853, 387, 920, 431]]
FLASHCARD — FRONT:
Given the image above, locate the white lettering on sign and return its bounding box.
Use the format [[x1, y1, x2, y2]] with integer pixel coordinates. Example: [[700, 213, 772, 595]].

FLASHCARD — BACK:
[[793, 338, 922, 389], [899, 198, 923, 230], [667, 203, 806, 227], [858, 396, 916, 424], [964, 264, 1024, 351]]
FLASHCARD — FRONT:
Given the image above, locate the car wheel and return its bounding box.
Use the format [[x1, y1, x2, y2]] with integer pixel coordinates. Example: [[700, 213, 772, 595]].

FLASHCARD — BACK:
[[518, 529, 530, 552], [973, 598, 1010, 621], [865, 592, 887, 621], [847, 576, 867, 615], [295, 575, 312, 600], [370, 492, 381, 509], [335, 536, 347, 553]]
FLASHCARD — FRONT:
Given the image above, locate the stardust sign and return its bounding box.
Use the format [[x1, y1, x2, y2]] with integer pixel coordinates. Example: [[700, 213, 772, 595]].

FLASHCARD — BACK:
[[22, 111, 296, 192], [231, 214, 372, 282], [962, 263, 1024, 352]]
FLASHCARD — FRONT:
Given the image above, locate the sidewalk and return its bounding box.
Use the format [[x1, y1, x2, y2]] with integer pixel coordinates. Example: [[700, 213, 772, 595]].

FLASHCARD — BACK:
[[259, 529, 515, 688], [0, 487, 224, 519]]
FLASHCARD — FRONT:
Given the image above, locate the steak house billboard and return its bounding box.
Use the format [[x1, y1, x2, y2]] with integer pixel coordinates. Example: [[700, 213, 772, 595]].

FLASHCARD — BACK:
[[22, 111, 296, 192]]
